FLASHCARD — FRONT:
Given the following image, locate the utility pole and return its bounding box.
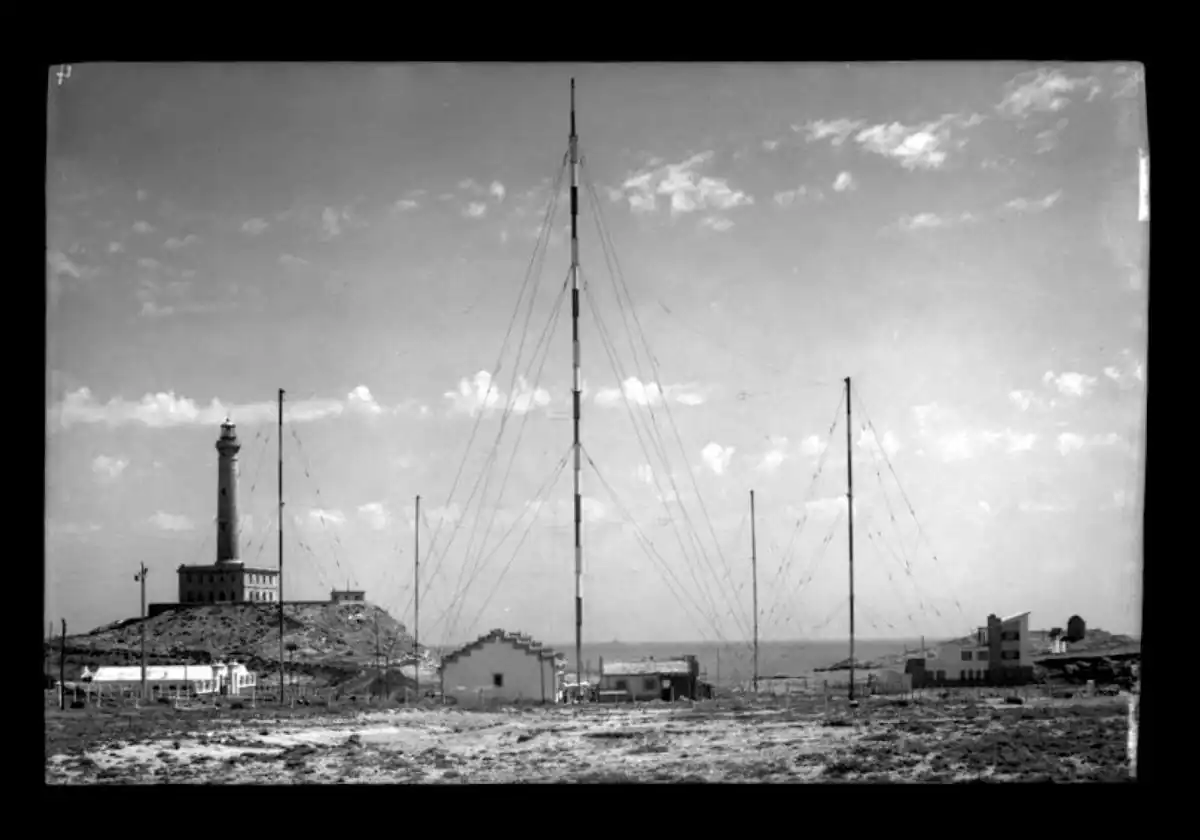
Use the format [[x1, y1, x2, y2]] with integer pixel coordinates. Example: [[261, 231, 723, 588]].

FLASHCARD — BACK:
[[716, 647, 721, 691], [135, 562, 148, 700], [59, 619, 67, 710], [750, 489, 759, 696], [845, 377, 857, 705], [569, 77, 585, 704], [277, 388, 285, 704], [374, 608, 381, 701], [414, 493, 421, 703]]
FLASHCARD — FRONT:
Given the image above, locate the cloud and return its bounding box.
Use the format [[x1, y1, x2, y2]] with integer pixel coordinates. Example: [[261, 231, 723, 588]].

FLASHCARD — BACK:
[[489, 181, 506, 202], [801, 496, 855, 518], [616, 152, 753, 218], [308, 508, 346, 527], [1005, 432, 1037, 453], [108, 241, 125, 253], [392, 199, 420, 212], [357, 502, 390, 531], [279, 253, 310, 268], [799, 118, 865, 146], [1008, 390, 1038, 411], [757, 448, 787, 473], [1005, 191, 1062, 213], [996, 68, 1102, 119], [1056, 432, 1085, 455], [701, 442, 735, 476], [978, 500, 992, 514], [635, 464, 655, 484], [852, 112, 983, 171], [895, 211, 976, 232], [1034, 118, 1070, 153], [463, 202, 488, 219], [132, 221, 155, 234], [137, 189, 148, 202], [699, 216, 734, 233], [92, 454, 128, 481], [346, 385, 383, 415], [799, 435, 827, 457], [762, 139, 781, 151], [774, 186, 822, 208], [1112, 65, 1144, 100], [163, 234, 200, 250], [48, 386, 414, 431], [1104, 352, 1145, 388], [857, 427, 900, 457], [241, 218, 269, 235], [149, 511, 194, 532], [47, 520, 103, 539], [593, 377, 706, 408], [320, 206, 353, 239], [832, 171, 857, 192], [1043, 371, 1098, 397], [48, 250, 82, 279], [443, 370, 550, 417]]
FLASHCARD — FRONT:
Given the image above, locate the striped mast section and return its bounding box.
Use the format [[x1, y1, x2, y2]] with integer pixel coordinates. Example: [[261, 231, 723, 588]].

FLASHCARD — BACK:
[[569, 78, 585, 700]]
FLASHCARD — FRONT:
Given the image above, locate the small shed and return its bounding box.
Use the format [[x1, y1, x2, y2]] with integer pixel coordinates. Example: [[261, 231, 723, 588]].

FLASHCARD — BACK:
[[330, 589, 366, 604], [599, 656, 699, 701], [439, 629, 560, 706]]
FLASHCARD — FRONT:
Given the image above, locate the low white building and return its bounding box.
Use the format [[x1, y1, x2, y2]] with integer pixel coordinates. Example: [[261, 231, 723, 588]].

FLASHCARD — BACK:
[[79, 661, 256, 697], [916, 611, 1033, 683], [440, 629, 560, 706]]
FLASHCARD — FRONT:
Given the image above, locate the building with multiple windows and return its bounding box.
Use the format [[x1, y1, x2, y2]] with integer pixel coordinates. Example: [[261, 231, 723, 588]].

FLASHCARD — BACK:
[[78, 661, 256, 697], [906, 611, 1033, 686]]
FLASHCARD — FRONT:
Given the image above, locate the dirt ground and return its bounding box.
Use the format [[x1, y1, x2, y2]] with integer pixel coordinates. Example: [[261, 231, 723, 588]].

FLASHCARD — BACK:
[[45, 695, 1134, 784]]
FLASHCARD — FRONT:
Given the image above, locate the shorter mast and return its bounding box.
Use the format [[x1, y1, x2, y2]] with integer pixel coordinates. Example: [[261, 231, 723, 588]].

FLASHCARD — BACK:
[[750, 489, 758, 695], [845, 377, 856, 704], [414, 493, 421, 702]]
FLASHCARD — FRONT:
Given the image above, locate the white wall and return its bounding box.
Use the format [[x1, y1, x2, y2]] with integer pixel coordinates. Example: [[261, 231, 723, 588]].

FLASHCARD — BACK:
[[441, 639, 556, 705]]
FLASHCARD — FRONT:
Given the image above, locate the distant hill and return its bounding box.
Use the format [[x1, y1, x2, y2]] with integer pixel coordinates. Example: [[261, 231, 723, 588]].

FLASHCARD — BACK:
[[46, 602, 435, 689]]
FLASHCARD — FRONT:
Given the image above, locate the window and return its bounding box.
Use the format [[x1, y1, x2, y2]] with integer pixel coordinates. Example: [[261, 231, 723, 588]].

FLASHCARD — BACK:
[[644, 677, 656, 691], [1001, 629, 1020, 642], [1001, 649, 1019, 661], [207, 591, 214, 602], [615, 680, 628, 691], [492, 673, 504, 688], [960, 650, 973, 661], [977, 650, 989, 661], [221, 488, 227, 497]]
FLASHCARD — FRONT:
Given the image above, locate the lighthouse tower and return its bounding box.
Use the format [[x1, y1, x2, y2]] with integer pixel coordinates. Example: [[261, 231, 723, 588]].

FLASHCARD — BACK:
[[174, 418, 280, 608], [215, 418, 241, 563]]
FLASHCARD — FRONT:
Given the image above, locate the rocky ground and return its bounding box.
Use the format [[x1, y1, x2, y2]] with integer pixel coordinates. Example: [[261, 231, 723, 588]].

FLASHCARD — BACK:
[[45, 695, 1134, 784]]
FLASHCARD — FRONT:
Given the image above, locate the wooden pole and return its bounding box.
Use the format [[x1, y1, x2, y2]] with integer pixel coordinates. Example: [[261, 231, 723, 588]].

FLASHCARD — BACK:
[[414, 493, 420, 703], [136, 562, 148, 701], [59, 619, 67, 710], [278, 388, 286, 704]]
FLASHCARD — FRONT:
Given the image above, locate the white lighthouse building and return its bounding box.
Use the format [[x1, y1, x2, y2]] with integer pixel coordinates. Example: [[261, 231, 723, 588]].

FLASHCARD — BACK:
[[175, 418, 280, 605]]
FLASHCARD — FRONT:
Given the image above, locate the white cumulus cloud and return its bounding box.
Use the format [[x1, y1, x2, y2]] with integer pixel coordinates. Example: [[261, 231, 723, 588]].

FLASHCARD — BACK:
[[701, 442, 735, 476], [799, 435, 827, 457], [357, 502, 390, 530], [150, 511, 194, 532], [444, 370, 550, 417], [464, 202, 488, 219], [490, 181, 506, 202], [833, 171, 857, 192], [241, 217, 269, 235], [92, 454, 128, 481], [1044, 371, 1098, 397]]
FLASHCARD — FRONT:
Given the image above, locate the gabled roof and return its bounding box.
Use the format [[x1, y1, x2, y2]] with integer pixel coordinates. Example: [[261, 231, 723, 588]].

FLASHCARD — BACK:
[[440, 628, 558, 668]]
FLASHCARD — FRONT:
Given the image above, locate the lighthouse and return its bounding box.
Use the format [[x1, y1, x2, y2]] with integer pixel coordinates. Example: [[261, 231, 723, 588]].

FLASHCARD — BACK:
[[173, 417, 279, 608], [215, 417, 242, 563]]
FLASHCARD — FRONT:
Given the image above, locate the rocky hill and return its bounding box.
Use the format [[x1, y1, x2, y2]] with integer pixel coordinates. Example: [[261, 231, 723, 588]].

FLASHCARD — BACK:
[[46, 602, 437, 690]]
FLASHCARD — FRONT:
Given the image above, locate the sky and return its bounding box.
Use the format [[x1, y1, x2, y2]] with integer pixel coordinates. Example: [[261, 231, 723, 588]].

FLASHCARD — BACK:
[[46, 62, 1147, 648]]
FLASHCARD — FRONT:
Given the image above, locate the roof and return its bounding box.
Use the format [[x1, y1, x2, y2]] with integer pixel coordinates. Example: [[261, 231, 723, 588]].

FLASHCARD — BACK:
[[85, 663, 254, 682], [1001, 611, 1031, 624], [440, 628, 558, 668], [603, 659, 693, 677]]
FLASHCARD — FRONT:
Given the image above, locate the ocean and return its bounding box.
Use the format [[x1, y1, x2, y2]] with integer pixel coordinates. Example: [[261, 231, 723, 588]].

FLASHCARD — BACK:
[[551, 638, 924, 688]]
